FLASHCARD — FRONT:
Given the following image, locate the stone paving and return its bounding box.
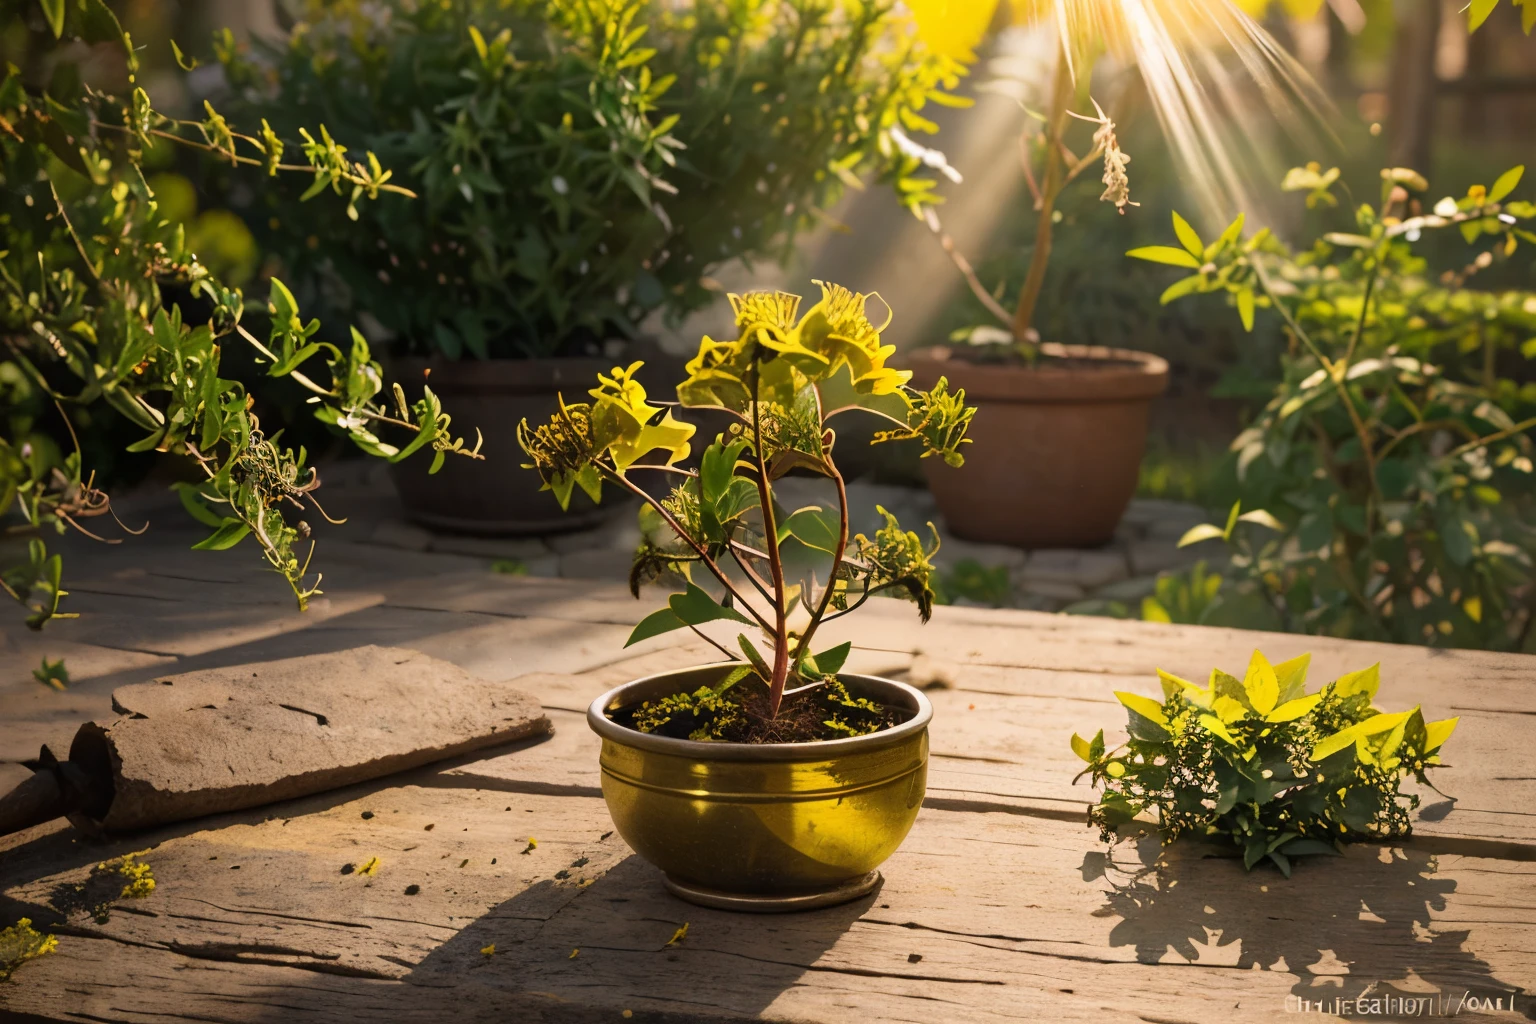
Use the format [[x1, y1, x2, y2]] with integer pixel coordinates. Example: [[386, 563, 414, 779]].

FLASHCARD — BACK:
[[363, 465, 1225, 614]]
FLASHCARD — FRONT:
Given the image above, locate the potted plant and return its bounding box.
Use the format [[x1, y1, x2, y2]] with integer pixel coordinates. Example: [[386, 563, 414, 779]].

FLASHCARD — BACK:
[[518, 281, 976, 908], [213, 0, 964, 534], [901, 4, 1326, 549], [2, 1, 475, 628]]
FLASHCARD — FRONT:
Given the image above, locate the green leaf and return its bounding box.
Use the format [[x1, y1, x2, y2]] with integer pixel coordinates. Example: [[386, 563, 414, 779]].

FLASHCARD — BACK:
[[625, 583, 753, 647], [39, 0, 65, 38], [810, 641, 851, 676], [1489, 165, 1525, 203], [191, 519, 250, 551], [172, 483, 226, 527], [1172, 211, 1204, 258], [781, 506, 840, 554], [627, 606, 685, 646], [1126, 246, 1201, 269]]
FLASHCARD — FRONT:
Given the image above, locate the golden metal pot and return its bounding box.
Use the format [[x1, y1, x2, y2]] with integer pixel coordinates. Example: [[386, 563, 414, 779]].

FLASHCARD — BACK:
[[588, 665, 931, 912]]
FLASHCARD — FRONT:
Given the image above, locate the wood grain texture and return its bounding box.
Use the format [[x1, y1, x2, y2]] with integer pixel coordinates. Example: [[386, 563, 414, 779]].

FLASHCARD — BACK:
[[2, 585, 1533, 1023]]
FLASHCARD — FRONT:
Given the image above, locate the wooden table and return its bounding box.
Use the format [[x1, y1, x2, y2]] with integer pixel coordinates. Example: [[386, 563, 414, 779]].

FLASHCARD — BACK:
[[2, 561, 1534, 1022]]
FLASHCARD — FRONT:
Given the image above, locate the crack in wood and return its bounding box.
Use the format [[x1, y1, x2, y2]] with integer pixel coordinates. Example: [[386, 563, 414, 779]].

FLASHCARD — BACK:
[[922, 794, 1088, 822]]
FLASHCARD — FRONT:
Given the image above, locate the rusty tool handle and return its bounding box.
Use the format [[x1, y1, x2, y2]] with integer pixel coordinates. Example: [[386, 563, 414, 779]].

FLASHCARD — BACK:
[[0, 771, 69, 837]]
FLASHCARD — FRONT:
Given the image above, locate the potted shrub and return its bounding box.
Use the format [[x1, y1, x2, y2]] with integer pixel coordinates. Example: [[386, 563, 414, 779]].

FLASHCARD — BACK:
[[904, 35, 1168, 549], [2, 1, 475, 628], [213, 0, 964, 534], [518, 282, 976, 908], [901, 5, 1323, 549]]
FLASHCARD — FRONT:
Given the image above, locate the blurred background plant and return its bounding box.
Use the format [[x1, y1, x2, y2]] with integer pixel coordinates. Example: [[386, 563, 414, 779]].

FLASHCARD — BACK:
[[0, 0, 477, 628], [1142, 164, 1536, 650], [199, 0, 965, 362]]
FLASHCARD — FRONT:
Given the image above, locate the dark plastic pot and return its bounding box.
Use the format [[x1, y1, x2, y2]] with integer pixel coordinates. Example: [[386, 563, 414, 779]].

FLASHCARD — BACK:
[[906, 343, 1169, 549]]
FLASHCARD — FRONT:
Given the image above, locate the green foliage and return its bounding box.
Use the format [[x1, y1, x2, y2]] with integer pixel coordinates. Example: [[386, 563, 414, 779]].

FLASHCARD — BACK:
[[1139, 561, 1223, 625], [1133, 165, 1536, 650], [935, 558, 1011, 608], [31, 656, 67, 691], [0, 1, 479, 627], [214, 0, 963, 361], [0, 918, 56, 982], [1073, 650, 1459, 876], [521, 281, 975, 726]]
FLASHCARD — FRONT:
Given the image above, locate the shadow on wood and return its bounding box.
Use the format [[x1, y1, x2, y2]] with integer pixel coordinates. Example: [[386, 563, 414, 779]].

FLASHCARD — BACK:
[[1089, 836, 1533, 1018]]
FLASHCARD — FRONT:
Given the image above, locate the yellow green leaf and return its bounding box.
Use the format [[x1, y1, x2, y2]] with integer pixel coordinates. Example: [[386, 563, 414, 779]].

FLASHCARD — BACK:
[[1199, 714, 1239, 745], [1114, 691, 1169, 728], [1242, 650, 1280, 716], [1333, 663, 1380, 700], [1424, 717, 1459, 752], [666, 922, 689, 946], [1177, 523, 1227, 548], [1462, 596, 1483, 623], [1172, 211, 1205, 258], [1141, 597, 1172, 623], [1266, 691, 1323, 723], [1126, 245, 1201, 269], [1070, 733, 1093, 761], [1156, 668, 1198, 699], [1273, 652, 1311, 701], [1211, 695, 1248, 723]]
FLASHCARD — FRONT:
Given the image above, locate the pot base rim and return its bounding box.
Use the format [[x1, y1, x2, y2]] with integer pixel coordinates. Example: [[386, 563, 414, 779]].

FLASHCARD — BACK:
[[663, 870, 882, 913]]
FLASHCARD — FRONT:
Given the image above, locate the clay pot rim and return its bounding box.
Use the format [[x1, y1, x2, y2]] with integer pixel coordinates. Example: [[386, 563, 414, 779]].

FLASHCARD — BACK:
[[906, 343, 1169, 403]]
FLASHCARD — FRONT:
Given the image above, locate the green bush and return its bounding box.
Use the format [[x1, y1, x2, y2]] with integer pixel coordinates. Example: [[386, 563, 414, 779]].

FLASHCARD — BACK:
[[213, 0, 964, 360], [1, 0, 474, 627], [1074, 650, 1458, 875], [1138, 165, 1536, 650]]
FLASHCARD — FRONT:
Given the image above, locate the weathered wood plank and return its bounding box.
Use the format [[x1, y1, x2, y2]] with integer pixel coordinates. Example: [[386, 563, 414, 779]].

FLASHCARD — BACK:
[[2, 580, 1534, 1023]]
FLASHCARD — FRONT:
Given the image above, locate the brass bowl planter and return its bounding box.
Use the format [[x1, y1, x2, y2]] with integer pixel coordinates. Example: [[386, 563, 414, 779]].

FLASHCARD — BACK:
[[588, 665, 932, 912]]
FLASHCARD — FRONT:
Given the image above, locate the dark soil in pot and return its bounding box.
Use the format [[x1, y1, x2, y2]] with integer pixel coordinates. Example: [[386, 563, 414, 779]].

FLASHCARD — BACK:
[[605, 672, 913, 744], [906, 342, 1169, 549]]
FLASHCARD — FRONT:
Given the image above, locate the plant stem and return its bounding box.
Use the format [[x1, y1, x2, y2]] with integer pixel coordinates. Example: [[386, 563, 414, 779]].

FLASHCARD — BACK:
[[750, 394, 791, 716], [1011, 43, 1078, 343], [604, 469, 775, 636], [790, 462, 849, 671]]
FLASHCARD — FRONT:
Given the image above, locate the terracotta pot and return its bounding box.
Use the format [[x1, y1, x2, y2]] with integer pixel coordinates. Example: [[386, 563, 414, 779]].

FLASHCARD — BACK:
[[906, 343, 1169, 549], [389, 356, 615, 535]]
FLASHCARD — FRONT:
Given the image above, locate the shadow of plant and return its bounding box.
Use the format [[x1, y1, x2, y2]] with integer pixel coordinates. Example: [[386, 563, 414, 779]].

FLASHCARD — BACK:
[[399, 854, 881, 1020], [1088, 835, 1532, 1018]]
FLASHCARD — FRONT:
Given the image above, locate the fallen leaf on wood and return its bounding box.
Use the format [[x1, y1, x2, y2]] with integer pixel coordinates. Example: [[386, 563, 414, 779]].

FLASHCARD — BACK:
[[480, 943, 495, 957], [569, 948, 580, 959], [357, 857, 380, 876], [666, 922, 689, 947], [521, 838, 537, 855]]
